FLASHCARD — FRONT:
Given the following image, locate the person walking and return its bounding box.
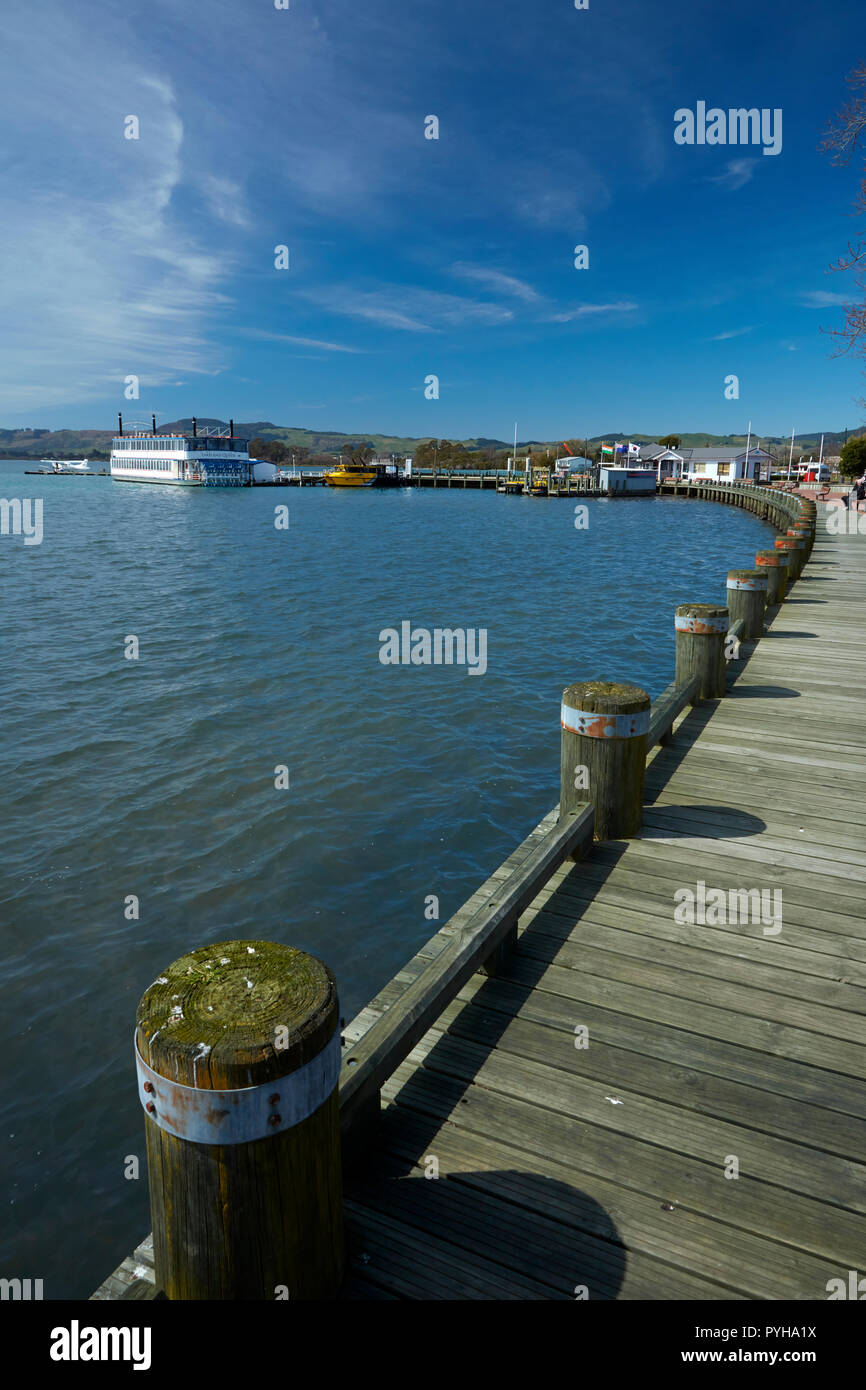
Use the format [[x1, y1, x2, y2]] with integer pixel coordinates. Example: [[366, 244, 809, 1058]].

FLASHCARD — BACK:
[[856, 474, 866, 513]]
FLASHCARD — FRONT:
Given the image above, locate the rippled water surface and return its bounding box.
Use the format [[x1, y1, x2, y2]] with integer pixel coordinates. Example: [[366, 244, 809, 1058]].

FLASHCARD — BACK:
[[0, 462, 775, 1295]]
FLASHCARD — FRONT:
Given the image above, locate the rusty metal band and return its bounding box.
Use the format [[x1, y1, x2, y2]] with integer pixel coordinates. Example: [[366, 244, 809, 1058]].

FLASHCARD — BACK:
[[560, 705, 650, 739], [674, 615, 728, 634], [755, 555, 783, 566], [135, 1026, 342, 1145], [726, 577, 768, 591]]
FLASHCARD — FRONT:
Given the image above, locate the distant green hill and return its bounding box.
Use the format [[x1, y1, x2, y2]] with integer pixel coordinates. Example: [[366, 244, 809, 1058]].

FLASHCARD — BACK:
[[1, 418, 862, 460]]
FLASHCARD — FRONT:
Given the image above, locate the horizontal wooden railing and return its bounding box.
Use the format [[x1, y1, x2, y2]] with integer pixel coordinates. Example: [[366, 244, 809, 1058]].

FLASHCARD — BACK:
[[646, 673, 701, 749], [338, 804, 595, 1148]]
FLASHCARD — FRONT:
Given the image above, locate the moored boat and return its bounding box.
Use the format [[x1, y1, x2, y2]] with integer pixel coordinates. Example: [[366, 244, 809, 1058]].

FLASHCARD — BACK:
[[324, 462, 376, 487], [110, 414, 251, 486]]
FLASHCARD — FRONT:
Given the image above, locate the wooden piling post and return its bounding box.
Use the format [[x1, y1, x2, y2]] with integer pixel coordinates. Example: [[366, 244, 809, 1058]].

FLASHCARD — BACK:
[[755, 549, 787, 605], [774, 535, 801, 584], [674, 603, 728, 699], [784, 531, 808, 579], [726, 568, 768, 640], [560, 680, 650, 840], [792, 519, 814, 555], [136, 939, 344, 1300]]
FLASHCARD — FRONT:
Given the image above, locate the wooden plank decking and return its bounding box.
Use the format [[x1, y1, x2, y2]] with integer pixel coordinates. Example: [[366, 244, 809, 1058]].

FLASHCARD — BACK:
[[339, 512, 866, 1300]]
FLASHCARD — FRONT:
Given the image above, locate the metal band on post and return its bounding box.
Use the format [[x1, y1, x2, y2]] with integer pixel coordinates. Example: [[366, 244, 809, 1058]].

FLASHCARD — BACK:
[[726, 576, 768, 592], [560, 705, 650, 739], [135, 1029, 342, 1145], [674, 613, 729, 635]]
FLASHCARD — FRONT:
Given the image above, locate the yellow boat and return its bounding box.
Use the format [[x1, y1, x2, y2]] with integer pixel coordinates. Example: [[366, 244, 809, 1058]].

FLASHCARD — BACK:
[[325, 462, 376, 487]]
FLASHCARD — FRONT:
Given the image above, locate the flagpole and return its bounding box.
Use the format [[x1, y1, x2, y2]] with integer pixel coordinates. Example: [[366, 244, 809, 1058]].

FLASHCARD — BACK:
[[787, 426, 794, 484], [744, 419, 752, 481]]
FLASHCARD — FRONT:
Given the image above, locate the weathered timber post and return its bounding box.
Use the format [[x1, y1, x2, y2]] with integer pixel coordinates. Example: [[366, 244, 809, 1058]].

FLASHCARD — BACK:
[[774, 535, 801, 584], [726, 568, 768, 640], [755, 549, 788, 605], [674, 604, 728, 699], [785, 530, 808, 579], [792, 519, 814, 555], [560, 680, 650, 840], [136, 939, 343, 1300]]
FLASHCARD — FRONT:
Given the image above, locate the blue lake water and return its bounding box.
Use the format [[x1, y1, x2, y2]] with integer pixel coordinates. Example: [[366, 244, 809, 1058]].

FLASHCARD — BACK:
[[0, 462, 775, 1296]]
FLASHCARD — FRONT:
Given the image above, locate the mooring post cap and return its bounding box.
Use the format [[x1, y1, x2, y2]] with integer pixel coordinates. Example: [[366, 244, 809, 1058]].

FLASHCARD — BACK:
[[136, 940, 339, 1092]]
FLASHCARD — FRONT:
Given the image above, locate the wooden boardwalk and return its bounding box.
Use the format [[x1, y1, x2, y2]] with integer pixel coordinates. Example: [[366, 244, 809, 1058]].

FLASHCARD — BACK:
[[338, 509, 866, 1300], [93, 491, 865, 1302]]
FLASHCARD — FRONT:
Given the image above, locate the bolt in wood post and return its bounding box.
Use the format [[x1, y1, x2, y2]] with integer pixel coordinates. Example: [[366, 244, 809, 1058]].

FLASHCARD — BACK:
[[674, 603, 728, 699], [560, 680, 650, 840], [726, 568, 768, 640], [755, 550, 787, 605], [136, 939, 344, 1300]]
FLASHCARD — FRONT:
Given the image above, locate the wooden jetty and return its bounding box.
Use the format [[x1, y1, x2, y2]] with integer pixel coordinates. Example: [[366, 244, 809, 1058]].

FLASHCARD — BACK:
[[93, 482, 866, 1302], [410, 466, 604, 493]]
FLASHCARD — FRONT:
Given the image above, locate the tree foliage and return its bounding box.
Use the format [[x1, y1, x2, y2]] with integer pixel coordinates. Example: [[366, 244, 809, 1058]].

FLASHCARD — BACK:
[[340, 441, 374, 465], [839, 435, 866, 478], [413, 438, 476, 468], [657, 434, 681, 450], [249, 437, 310, 465]]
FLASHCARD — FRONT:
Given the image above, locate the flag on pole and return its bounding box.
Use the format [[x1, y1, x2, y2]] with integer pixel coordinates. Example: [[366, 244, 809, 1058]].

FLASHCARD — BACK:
[[601, 444, 614, 456]]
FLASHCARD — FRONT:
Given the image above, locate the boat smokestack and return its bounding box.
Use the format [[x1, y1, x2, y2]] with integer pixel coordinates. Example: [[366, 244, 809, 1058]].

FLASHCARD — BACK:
[[118, 412, 123, 436], [229, 418, 234, 438], [192, 417, 197, 438], [152, 414, 157, 436]]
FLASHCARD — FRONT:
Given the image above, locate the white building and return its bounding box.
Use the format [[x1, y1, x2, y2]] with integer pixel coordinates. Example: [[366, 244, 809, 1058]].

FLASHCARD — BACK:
[[638, 444, 774, 482]]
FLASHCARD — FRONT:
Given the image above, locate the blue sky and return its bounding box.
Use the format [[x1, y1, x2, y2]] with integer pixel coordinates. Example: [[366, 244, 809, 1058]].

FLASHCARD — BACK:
[[2, 0, 865, 438]]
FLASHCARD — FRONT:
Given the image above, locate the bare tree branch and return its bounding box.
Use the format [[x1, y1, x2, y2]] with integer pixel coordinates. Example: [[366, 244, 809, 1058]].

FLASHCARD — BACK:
[[821, 60, 866, 368]]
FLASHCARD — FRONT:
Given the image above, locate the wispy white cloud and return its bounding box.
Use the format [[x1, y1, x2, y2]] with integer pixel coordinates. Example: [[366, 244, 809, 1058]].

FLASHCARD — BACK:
[[549, 302, 639, 323], [197, 175, 252, 230], [0, 11, 234, 411], [710, 326, 753, 340], [709, 159, 757, 191], [240, 329, 363, 353], [301, 285, 514, 332], [799, 290, 850, 307], [450, 263, 540, 302]]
